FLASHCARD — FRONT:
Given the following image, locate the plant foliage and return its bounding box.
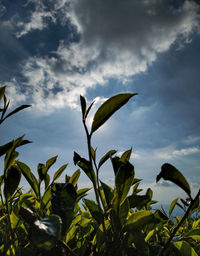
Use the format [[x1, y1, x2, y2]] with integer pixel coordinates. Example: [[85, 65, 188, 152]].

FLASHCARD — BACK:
[[0, 86, 199, 255]]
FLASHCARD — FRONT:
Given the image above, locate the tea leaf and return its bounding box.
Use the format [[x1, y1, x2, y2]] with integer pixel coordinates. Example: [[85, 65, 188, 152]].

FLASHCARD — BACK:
[[17, 161, 39, 196], [83, 199, 102, 224], [98, 150, 117, 169], [173, 241, 198, 256], [69, 169, 80, 186], [53, 164, 68, 182], [46, 155, 58, 172], [91, 93, 137, 134], [156, 163, 191, 198], [4, 104, 31, 120], [80, 95, 87, 119], [169, 198, 179, 216], [100, 181, 114, 206], [4, 165, 21, 199], [0, 86, 6, 101]]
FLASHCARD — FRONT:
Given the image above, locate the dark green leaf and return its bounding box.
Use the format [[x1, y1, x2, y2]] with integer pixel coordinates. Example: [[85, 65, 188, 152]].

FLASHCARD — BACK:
[[83, 199, 102, 224], [4, 165, 21, 199], [4, 104, 31, 120], [169, 198, 179, 216], [51, 182, 77, 236], [80, 95, 87, 119], [100, 180, 114, 206], [69, 169, 80, 186], [173, 241, 198, 256], [115, 160, 135, 203], [37, 163, 46, 181], [0, 86, 6, 101], [46, 155, 57, 172], [156, 163, 191, 198], [85, 100, 94, 119], [91, 93, 137, 134], [19, 207, 37, 225], [30, 215, 62, 250], [17, 161, 39, 196], [77, 188, 91, 201], [0, 139, 31, 157], [120, 148, 132, 163], [53, 164, 68, 182], [44, 174, 50, 190], [98, 150, 117, 169], [73, 151, 95, 182], [90, 146, 96, 162], [128, 194, 151, 209]]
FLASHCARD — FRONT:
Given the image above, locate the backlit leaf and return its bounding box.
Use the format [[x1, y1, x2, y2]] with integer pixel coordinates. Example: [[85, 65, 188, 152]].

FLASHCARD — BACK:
[[0, 86, 5, 101], [169, 197, 179, 216], [83, 199, 102, 224], [98, 150, 117, 169], [91, 93, 137, 134], [156, 163, 191, 198], [53, 164, 68, 182], [4, 165, 21, 199]]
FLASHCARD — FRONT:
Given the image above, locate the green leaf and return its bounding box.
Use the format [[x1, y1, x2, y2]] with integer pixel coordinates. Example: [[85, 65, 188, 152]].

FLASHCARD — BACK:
[[169, 197, 179, 216], [51, 183, 77, 236], [90, 146, 96, 162], [69, 169, 80, 186], [125, 210, 153, 231], [120, 148, 132, 163], [98, 150, 117, 169], [128, 194, 151, 209], [83, 199, 102, 224], [173, 241, 198, 256], [4, 165, 21, 199], [30, 215, 62, 250], [73, 152, 95, 183], [80, 95, 87, 119], [115, 160, 135, 203], [37, 163, 46, 181], [19, 207, 37, 225], [156, 163, 191, 198], [91, 93, 137, 134], [0, 86, 6, 101], [100, 180, 114, 206], [46, 155, 57, 172], [4, 104, 31, 120], [17, 161, 39, 196], [0, 139, 31, 157], [77, 187, 91, 201], [53, 164, 68, 182], [85, 100, 94, 120]]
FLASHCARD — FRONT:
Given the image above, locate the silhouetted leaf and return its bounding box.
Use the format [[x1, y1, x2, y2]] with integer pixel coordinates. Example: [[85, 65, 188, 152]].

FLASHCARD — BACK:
[[4, 165, 21, 199], [17, 161, 39, 196], [91, 93, 137, 134], [156, 163, 191, 198], [80, 95, 86, 119], [120, 148, 132, 163], [4, 104, 31, 120], [53, 164, 68, 182], [0, 139, 31, 157], [98, 150, 117, 169], [0, 86, 5, 101], [46, 155, 57, 172], [37, 163, 46, 181], [169, 198, 179, 216], [69, 169, 80, 186]]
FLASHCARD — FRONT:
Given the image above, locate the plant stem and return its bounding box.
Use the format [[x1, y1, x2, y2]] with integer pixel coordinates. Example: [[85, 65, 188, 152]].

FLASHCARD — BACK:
[[158, 189, 200, 256]]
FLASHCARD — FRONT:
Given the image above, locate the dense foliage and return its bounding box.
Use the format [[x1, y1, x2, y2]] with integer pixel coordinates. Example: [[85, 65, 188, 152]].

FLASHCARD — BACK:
[[0, 86, 199, 256]]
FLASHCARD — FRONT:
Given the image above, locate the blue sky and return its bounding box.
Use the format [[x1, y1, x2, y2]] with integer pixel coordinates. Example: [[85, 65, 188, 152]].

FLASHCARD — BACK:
[[0, 0, 200, 204]]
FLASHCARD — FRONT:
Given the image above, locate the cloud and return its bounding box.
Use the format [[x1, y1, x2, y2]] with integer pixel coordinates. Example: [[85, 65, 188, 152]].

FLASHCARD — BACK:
[[2, 0, 199, 111], [153, 146, 200, 160]]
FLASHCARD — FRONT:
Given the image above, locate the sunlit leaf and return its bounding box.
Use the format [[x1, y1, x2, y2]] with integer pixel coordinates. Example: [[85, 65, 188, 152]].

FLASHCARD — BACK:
[[100, 180, 114, 206], [91, 93, 137, 134], [98, 150, 117, 169], [156, 163, 191, 198], [0, 139, 31, 157], [169, 198, 179, 216], [46, 155, 57, 172]]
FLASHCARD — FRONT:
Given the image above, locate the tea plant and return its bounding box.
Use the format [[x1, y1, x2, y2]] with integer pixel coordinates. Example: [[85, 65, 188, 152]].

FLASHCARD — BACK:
[[0, 85, 199, 255]]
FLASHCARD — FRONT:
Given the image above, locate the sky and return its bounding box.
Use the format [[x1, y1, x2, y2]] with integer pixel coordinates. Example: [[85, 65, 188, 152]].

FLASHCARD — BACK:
[[0, 0, 200, 205]]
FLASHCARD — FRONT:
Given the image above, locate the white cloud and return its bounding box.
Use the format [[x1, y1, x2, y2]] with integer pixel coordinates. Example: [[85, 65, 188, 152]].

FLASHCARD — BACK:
[[154, 146, 200, 160], [9, 0, 200, 111]]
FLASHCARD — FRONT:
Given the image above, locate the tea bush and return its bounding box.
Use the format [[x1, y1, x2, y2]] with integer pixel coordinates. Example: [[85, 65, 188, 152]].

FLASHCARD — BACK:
[[0, 86, 199, 255]]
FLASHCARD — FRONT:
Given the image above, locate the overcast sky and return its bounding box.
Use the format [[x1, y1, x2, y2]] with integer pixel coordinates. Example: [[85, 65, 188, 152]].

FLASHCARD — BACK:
[[0, 0, 200, 204]]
